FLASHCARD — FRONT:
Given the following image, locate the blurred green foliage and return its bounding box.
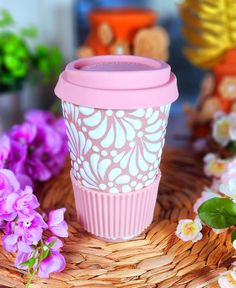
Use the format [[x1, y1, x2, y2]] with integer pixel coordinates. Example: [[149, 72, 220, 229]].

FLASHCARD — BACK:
[[0, 9, 63, 92]]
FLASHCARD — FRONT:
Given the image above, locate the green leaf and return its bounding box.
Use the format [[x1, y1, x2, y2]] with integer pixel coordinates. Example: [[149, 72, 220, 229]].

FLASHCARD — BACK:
[[20, 257, 36, 268], [227, 141, 236, 155], [47, 238, 57, 249], [41, 247, 49, 260], [0, 10, 14, 27], [231, 230, 236, 243], [198, 197, 236, 229]]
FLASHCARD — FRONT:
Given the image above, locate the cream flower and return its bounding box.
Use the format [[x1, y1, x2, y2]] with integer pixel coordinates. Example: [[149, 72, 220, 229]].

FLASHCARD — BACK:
[[213, 113, 236, 146], [220, 179, 236, 201], [193, 187, 220, 213], [203, 153, 227, 177], [233, 240, 236, 250], [229, 113, 236, 140], [218, 271, 236, 288], [211, 179, 221, 191], [176, 217, 203, 242], [213, 115, 231, 146], [221, 158, 236, 184]]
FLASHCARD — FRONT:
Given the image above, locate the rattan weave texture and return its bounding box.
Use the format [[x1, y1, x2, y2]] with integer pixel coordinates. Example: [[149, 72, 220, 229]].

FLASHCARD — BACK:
[[0, 149, 234, 288]]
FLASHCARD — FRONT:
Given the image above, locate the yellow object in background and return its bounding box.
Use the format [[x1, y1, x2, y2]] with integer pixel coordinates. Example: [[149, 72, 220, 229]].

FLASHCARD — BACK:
[[179, 0, 236, 69]]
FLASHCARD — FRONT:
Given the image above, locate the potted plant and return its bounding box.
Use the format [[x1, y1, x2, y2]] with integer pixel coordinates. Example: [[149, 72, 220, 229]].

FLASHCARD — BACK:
[[0, 9, 63, 130]]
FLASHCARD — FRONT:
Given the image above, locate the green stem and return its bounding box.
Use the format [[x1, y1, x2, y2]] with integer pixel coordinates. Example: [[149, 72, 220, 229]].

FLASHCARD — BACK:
[[24, 258, 41, 288], [24, 267, 37, 288], [24, 242, 50, 288]]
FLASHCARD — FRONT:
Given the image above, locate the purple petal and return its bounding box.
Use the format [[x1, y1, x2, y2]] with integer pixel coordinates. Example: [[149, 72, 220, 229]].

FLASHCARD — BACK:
[[9, 123, 36, 144], [45, 236, 63, 251], [2, 234, 18, 252], [15, 251, 32, 269], [0, 135, 10, 168], [16, 174, 33, 189], [18, 241, 33, 253], [5, 193, 19, 211], [25, 110, 55, 125], [26, 226, 43, 244], [38, 252, 66, 278], [54, 118, 67, 138], [7, 140, 27, 174], [0, 169, 20, 192], [15, 190, 40, 215], [25, 157, 51, 181], [49, 221, 68, 238], [33, 213, 48, 229], [48, 208, 66, 226]]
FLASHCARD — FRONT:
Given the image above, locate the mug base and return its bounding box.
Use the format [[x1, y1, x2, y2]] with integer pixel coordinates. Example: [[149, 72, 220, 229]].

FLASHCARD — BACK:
[[70, 171, 161, 242], [94, 234, 137, 242]]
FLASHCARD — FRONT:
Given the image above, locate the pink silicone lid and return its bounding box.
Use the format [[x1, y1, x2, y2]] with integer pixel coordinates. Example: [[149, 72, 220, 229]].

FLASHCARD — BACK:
[[55, 55, 178, 109]]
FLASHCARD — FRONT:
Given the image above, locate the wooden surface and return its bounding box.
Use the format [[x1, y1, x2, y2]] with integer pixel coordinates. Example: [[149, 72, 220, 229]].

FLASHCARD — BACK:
[[0, 149, 234, 288]]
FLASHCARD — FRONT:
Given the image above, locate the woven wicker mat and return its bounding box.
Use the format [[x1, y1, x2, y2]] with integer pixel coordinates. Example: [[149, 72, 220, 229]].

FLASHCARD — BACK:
[[0, 148, 234, 288]]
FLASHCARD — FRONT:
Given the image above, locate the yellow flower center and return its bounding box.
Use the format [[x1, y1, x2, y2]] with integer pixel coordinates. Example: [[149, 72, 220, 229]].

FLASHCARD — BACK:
[[226, 273, 236, 285], [209, 161, 225, 175], [181, 222, 197, 236], [218, 120, 230, 138]]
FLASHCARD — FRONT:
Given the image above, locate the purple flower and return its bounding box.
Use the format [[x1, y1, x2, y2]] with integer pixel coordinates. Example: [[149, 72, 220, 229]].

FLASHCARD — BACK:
[[1, 109, 68, 183], [9, 123, 36, 145], [48, 208, 68, 238], [15, 241, 34, 269], [0, 169, 35, 221], [0, 169, 20, 196], [0, 135, 10, 168], [15, 212, 47, 244], [0, 169, 20, 221], [38, 237, 66, 278], [4, 186, 39, 220], [6, 139, 27, 175], [16, 174, 33, 189], [54, 118, 67, 139], [24, 156, 51, 182], [22, 112, 67, 181], [2, 233, 18, 252], [25, 110, 55, 125]]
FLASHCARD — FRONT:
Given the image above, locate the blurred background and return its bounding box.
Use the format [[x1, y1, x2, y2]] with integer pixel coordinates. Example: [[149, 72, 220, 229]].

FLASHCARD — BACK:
[[0, 0, 207, 144]]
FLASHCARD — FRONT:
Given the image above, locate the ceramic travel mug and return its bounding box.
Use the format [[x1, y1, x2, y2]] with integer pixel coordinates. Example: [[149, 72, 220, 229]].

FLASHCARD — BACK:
[[55, 55, 178, 241]]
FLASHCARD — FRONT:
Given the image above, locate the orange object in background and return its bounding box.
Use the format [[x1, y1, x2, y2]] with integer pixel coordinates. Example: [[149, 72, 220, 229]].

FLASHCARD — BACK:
[[77, 7, 169, 61], [213, 49, 236, 113], [86, 8, 156, 55], [185, 49, 236, 139]]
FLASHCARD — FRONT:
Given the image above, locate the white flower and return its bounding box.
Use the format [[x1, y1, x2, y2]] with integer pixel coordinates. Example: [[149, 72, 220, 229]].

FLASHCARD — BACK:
[[229, 113, 236, 141], [211, 179, 221, 191], [213, 112, 236, 146], [218, 271, 236, 288], [176, 217, 203, 242], [221, 157, 236, 184], [193, 187, 220, 213], [213, 115, 231, 146], [233, 240, 236, 249], [203, 153, 227, 177], [220, 179, 236, 201]]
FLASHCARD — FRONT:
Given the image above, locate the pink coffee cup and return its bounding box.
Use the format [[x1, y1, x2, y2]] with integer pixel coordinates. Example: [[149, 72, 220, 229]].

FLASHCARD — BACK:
[[55, 55, 178, 241]]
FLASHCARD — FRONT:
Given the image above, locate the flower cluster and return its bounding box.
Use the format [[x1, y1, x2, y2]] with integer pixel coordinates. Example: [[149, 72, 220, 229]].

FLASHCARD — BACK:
[[0, 110, 68, 184], [0, 168, 68, 286], [176, 152, 236, 241], [176, 113, 236, 287]]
